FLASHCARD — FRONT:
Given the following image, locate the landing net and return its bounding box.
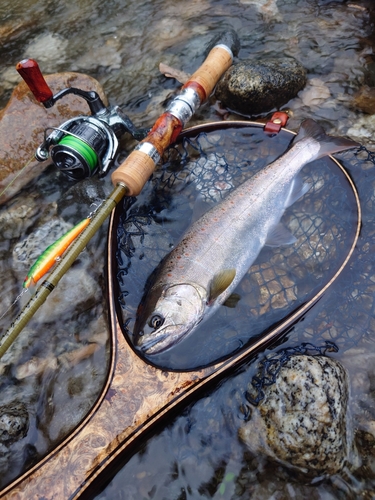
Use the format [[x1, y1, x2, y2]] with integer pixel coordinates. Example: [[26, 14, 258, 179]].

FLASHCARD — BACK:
[[115, 122, 362, 370]]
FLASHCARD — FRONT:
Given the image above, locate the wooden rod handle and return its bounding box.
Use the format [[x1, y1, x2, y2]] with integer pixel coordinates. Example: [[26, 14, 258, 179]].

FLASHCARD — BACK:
[[182, 45, 234, 101], [111, 150, 157, 196], [112, 42, 235, 196], [112, 112, 182, 195]]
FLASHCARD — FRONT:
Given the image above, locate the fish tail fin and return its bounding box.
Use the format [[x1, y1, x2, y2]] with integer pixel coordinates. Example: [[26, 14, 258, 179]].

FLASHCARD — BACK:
[[293, 119, 359, 159]]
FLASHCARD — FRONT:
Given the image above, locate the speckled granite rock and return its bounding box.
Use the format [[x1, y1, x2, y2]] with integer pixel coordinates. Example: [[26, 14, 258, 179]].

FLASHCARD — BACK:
[[239, 355, 351, 477], [215, 58, 307, 116]]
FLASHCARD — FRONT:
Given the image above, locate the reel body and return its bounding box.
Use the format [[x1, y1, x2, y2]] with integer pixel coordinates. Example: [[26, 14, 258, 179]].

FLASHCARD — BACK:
[[16, 59, 147, 180]]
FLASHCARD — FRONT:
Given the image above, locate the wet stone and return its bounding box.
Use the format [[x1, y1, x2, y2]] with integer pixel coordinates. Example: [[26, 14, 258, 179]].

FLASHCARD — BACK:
[[0, 402, 29, 445], [239, 355, 352, 478], [215, 58, 307, 116]]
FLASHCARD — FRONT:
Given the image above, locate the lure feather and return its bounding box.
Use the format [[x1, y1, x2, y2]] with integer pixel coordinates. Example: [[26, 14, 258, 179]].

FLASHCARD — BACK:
[[23, 218, 90, 288]]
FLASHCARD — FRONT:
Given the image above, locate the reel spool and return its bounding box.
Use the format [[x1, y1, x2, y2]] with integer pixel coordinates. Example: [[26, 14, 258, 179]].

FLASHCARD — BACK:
[[16, 59, 147, 180], [36, 115, 117, 180]]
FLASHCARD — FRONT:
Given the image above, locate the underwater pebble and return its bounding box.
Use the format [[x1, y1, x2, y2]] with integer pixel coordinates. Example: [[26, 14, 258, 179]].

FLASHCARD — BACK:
[[353, 85, 375, 115], [0, 67, 22, 94], [34, 262, 100, 324], [0, 194, 56, 241], [15, 343, 100, 380], [299, 78, 331, 108], [24, 33, 68, 73], [0, 402, 29, 445], [239, 355, 352, 477], [238, 0, 282, 22], [215, 58, 307, 116], [0, 202, 39, 241], [346, 114, 375, 147], [72, 38, 122, 71]]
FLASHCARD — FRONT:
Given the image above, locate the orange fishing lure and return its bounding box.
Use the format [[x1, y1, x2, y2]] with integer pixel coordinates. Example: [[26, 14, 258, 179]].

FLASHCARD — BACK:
[[23, 218, 90, 288]]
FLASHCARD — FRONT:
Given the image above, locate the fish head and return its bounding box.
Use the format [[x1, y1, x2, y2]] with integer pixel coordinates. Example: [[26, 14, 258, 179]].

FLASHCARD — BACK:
[[134, 283, 206, 355]]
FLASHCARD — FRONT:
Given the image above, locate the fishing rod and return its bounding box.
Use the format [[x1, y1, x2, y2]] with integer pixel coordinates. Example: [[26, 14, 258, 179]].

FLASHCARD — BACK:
[[0, 30, 240, 358]]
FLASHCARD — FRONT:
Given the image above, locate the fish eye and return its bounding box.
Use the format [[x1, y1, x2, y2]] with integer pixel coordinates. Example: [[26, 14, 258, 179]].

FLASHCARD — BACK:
[[149, 314, 164, 330]]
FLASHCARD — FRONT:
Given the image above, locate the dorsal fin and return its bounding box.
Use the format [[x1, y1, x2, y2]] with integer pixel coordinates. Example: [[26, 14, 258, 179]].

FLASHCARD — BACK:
[[208, 269, 236, 304]]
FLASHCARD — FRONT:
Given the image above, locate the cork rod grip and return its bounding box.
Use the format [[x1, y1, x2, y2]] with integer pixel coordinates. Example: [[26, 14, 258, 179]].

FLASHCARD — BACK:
[[184, 45, 234, 99], [111, 150, 156, 196]]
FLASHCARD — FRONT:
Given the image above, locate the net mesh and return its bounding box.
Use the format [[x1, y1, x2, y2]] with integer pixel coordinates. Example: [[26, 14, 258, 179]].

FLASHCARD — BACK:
[[115, 123, 364, 370], [244, 340, 339, 407]]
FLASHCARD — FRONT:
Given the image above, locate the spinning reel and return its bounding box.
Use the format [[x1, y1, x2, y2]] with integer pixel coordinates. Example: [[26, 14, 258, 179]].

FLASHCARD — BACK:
[[16, 59, 147, 180]]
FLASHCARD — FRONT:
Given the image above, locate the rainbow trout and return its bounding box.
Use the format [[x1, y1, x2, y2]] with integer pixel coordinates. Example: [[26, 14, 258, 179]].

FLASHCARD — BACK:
[[134, 119, 357, 354]]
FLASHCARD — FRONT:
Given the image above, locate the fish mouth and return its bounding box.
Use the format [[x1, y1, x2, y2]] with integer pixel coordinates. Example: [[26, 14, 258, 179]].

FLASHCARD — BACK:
[[136, 323, 192, 355], [138, 333, 169, 355]]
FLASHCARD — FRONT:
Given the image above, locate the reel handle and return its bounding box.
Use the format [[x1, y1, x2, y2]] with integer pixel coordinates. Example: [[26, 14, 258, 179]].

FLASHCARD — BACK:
[[112, 43, 235, 195], [16, 59, 54, 107]]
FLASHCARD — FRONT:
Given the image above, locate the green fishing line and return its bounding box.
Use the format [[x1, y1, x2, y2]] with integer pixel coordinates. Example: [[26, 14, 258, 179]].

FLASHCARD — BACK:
[[59, 136, 97, 171]]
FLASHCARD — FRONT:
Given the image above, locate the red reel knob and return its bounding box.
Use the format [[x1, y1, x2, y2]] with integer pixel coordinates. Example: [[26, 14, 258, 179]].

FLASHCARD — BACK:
[[16, 59, 54, 106]]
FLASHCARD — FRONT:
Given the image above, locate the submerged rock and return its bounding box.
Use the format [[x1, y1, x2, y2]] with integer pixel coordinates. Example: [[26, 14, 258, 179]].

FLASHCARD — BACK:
[[0, 402, 29, 445], [346, 113, 375, 147], [215, 58, 307, 116], [238, 0, 282, 22], [0, 72, 107, 205], [353, 85, 375, 115], [239, 355, 352, 477]]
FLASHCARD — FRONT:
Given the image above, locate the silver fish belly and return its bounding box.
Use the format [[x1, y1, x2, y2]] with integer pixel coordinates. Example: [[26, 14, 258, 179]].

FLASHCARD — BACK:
[[134, 119, 358, 355]]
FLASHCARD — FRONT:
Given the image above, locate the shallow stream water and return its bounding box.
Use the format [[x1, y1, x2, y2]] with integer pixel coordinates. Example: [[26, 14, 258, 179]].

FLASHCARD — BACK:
[[1, 0, 375, 497]]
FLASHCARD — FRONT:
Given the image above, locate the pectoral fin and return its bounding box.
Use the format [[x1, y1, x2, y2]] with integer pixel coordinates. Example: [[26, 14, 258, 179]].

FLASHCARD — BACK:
[[208, 268, 236, 304], [265, 223, 297, 247]]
